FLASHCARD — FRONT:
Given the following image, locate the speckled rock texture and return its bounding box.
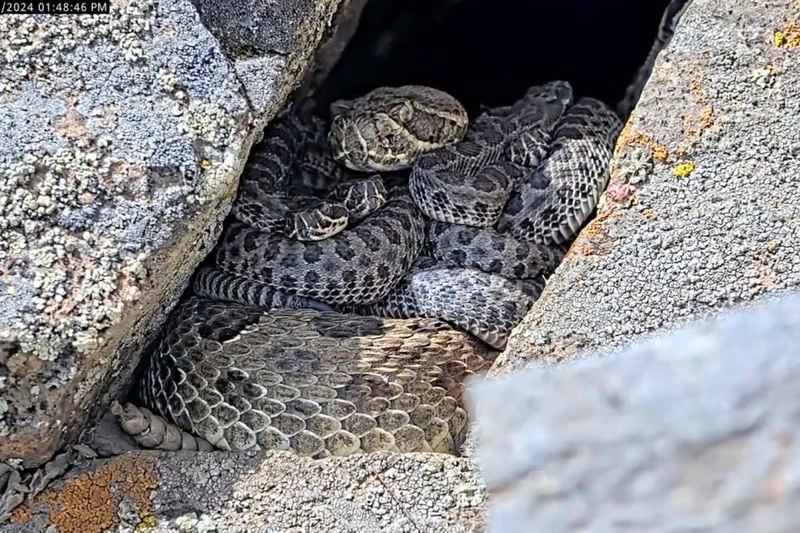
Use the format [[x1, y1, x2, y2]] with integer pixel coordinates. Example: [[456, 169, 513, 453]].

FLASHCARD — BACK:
[[190, 0, 365, 115], [493, 0, 800, 373], [472, 294, 800, 532], [2, 451, 485, 532], [0, 0, 347, 468]]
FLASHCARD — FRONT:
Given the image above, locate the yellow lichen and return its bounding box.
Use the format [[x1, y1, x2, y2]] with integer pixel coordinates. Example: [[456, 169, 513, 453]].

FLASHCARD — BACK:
[[199, 158, 211, 170], [14, 454, 159, 533], [137, 513, 159, 530], [766, 240, 780, 254], [672, 161, 695, 178], [773, 23, 800, 49]]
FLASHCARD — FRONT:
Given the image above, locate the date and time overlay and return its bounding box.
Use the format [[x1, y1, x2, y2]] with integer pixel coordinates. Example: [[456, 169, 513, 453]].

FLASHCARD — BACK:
[[2, 0, 109, 14]]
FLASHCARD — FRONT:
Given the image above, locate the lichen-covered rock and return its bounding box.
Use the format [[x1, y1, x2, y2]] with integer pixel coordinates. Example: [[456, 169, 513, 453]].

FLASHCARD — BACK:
[[471, 294, 800, 532], [3, 451, 486, 532], [0, 0, 348, 468], [492, 0, 800, 373]]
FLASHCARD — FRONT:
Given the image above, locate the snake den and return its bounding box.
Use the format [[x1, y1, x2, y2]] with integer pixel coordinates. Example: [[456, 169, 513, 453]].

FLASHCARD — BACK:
[[2, 0, 743, 529], [120, 0, 681, 457]]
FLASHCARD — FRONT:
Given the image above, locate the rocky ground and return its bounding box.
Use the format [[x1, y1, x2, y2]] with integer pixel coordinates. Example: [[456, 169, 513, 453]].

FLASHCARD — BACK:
[[3, 451, 484, 532]]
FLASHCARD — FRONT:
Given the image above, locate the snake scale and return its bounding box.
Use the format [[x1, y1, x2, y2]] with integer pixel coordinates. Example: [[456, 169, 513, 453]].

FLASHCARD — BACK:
[[130, 81, 622, 456]]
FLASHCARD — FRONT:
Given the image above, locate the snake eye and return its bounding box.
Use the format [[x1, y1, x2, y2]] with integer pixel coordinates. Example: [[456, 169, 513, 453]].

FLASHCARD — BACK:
[[375, 115, 396, 135], [395, 101, 414, 122], [330, 99, 353, 117]]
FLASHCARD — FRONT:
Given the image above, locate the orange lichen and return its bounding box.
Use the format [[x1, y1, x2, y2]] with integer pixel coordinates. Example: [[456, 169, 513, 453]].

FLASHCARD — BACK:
[[689, 78, 708, 102], [9, 505, 31, 524], [583, 209, 620, 239], [642, 208, 659, 220], [573, 210, 620, 257], [579, 234, 614, 256], [699, 105, 716, 130], [612, 115, 671, 169], [773, 23, 800, 49], [651, 144, 670, 163], [612, 116, 644, 157], [683, 79, 717, 144], [15, 454, 159, 533]]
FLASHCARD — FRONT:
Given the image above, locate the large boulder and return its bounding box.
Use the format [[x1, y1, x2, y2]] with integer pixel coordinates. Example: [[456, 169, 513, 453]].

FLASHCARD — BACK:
[[0, 0, 352, 468], [493, 0, 800, 373], [472, 294, 800, 531]]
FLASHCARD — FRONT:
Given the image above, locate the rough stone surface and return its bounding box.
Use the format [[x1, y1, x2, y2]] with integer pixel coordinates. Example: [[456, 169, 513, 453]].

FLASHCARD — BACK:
[[190, 0, 363, 117], [471, 294, 800, 532], [0, 0, 345, 468], [2, 451, 485, 532], [493, 0, 800, 372]]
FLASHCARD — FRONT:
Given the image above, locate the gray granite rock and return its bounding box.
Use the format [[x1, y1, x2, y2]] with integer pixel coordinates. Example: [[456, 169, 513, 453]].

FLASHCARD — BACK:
[[493, 0, 800, 373], [0, 0, 344, 468], [471, 294, 800, 532]]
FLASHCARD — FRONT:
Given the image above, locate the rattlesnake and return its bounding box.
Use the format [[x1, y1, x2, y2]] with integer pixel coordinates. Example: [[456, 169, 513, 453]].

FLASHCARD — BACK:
[[129, 82, 621, 455], [137, 297, 496, 454]]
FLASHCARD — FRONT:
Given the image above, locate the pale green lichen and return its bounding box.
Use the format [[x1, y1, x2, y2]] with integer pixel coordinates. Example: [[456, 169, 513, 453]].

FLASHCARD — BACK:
[[616, 145, 654, 185], [0, 1, 155, 92], [0, 0, 246, 367], [180, 101, 243, 206], [752, 64, 778, 89], [182, 101, 238, 150], [0, 144, 146, 360], [158, 69, 189, 103]]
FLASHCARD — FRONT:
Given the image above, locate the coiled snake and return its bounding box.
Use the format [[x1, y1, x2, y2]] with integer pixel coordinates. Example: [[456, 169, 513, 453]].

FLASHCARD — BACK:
[[125, 82, 621, 456]]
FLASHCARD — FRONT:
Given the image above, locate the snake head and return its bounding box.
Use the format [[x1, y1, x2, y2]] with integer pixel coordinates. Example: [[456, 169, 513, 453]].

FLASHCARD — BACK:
[[285, 203, 349, 242], [330, 98, 355, 116], [328, 112, 374, 171], [328, 86, 469, 172]]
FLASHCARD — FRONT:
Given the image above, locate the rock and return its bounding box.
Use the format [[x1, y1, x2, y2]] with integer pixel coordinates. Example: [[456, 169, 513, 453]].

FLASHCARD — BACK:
[[0, 0, 351, 468], [492, 0, 800, 373], [2, 451, 486, 532], [471, 294, 800, 532], [189, 0, 367, 116]]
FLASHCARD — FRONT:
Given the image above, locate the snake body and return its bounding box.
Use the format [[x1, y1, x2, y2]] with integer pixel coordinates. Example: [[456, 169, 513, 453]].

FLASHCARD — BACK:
[[134, 81, 621, 456], [409, 81, 574, 228], [497, 97, 622, 244], [138, 297, 496, 455]]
